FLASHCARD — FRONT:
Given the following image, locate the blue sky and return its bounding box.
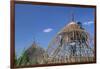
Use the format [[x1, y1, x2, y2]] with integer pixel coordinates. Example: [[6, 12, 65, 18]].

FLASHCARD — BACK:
[[15, 3, 95, 56]]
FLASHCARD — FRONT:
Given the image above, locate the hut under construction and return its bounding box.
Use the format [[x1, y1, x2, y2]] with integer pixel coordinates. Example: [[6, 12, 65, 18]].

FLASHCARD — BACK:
[[43, 20, 94, 64]]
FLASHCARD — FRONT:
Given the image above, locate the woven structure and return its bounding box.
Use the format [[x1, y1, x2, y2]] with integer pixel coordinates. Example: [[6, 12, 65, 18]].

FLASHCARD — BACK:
[[44, 21, 94, 64]]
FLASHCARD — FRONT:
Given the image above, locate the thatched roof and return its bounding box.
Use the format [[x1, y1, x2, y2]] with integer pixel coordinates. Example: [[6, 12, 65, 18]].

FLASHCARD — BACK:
[[57, 21, 89, 42], [58, 22, 82, 34], [25, 42, 46, 64]]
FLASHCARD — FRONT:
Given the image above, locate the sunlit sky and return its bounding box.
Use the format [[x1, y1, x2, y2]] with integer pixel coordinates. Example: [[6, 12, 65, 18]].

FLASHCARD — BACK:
[[15, 3, 95, 56]]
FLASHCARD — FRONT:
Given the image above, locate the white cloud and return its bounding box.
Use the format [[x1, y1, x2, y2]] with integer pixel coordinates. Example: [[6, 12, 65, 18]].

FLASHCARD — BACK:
[[83, 21, 94, 25], [43, 28, 53, 33]]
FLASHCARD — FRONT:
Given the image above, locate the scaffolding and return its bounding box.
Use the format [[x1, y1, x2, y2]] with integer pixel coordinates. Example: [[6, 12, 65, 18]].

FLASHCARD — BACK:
[[44, 21, 94, 64]]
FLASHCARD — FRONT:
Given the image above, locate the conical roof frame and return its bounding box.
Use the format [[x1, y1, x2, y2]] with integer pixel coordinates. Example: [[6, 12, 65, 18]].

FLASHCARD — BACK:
[[58, 21, 82, 34]]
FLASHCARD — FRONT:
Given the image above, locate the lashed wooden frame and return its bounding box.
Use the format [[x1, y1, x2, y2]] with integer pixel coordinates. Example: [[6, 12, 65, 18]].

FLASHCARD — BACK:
[[10, 0, 97, 68]]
